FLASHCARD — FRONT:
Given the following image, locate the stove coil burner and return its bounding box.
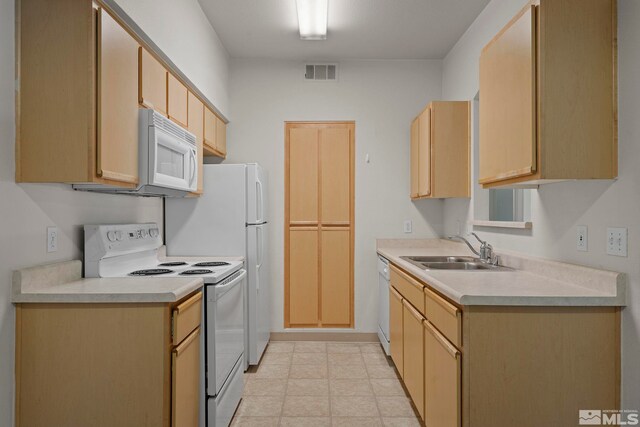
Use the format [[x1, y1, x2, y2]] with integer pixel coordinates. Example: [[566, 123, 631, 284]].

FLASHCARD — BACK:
[[158, 262, 188, 267], [180, 269, 214, 275], [129, 268, 174, 276], [193, 262, 231, 267]]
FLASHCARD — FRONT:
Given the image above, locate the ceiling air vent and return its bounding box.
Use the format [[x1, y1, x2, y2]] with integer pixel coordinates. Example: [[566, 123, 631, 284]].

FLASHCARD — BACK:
[[305, 64, 338, 81]]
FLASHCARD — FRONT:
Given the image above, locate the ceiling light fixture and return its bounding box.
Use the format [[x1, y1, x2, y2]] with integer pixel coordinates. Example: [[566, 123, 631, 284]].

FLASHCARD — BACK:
[[296, 0, 328, 40]]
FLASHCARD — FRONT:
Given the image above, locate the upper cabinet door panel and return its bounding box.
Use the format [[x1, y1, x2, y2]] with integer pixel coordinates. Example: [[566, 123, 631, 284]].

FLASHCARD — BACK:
[[187, 92, 204, 194], [320, 127, 351, 223], [139, 48, 167, 115], [167, 73, 188, 127], [430, 101, 470, 198], [479, 6, 536, 184], [215, 116, 227, 156], [204, 107, 216, 149], [289, 128, 319, 223], [410, 118, 420, 198], [418, 108, 431, 197], [97, 9, 139, 184]]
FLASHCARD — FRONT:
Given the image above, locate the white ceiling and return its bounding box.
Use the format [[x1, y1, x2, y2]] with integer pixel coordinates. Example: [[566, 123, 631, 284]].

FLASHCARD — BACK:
[[198, 0, 490, 60]]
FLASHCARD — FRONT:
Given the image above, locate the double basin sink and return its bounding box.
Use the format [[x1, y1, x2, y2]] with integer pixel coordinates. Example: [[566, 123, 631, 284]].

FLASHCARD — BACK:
[[400, 256, 511, 271]]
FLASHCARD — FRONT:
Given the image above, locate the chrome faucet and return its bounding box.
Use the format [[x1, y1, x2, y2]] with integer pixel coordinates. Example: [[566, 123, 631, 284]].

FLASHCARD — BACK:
[[447, 233, 497, 265]]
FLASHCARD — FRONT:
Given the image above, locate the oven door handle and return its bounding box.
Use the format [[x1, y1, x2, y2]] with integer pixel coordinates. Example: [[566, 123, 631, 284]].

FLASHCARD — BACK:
[[215, 269, 246, 291]]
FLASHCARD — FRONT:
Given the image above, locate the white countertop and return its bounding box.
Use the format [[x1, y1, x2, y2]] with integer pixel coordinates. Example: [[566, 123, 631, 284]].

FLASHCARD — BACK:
[[377, 239, 626, 306], [12, 251, 243, 304]]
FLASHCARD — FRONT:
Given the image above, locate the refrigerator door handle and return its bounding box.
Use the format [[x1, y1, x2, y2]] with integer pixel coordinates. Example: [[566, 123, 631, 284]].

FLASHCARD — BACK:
[[256, 179, 263, 223], [257, 226, 263, 266], [256, 226, 263, 291]]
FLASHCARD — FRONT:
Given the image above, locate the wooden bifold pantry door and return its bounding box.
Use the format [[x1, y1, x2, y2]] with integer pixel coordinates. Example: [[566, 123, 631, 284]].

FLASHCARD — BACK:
[[285, 122, 355, 328]]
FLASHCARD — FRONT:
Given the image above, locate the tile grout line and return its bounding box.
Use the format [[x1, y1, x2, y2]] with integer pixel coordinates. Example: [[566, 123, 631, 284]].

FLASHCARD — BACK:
[[278, 344, 294, 426], [363, 344, 385, 425], [326, 343, 332, 424]]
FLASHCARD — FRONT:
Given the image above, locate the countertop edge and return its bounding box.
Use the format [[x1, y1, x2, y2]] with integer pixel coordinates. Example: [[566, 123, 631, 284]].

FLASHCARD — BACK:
[[377, 247, 626, 307], [12, 260, 205, 304]]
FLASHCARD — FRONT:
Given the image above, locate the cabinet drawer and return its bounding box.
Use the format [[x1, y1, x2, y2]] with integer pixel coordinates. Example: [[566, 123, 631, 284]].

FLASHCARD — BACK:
[[424, 287, 461, 348], [172, 292, 202, 346], [390, 265, 425, 315]]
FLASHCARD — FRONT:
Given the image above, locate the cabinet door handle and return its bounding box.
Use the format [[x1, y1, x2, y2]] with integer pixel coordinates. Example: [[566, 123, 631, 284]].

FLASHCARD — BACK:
[[390, 286, 403, 301], [424, 287, 460, 317], [423, 320, 460, 359], [402, 299, 424, 321], [173, 327, 200, 356]]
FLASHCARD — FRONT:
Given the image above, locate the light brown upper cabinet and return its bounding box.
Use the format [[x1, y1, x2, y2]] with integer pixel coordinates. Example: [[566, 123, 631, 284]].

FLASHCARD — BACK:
[[203, 107, 228, 158], [410, 101, 470, 199], [204, 107, 217, 154], [479, 0, 617, 188], [215, 116, 227, 157], [187, 92, 204, 194], [16, 1, 139, 186], [138, 48, 168, 115], [96, 8, 139, 185], [285, 122, 355, 329], [168, 73, 188, 128], [16, 0, 226, 189]]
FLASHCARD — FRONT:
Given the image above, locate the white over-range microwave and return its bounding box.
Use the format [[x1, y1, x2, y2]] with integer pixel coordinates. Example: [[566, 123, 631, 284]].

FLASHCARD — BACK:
[[74, 108, 198, 197]]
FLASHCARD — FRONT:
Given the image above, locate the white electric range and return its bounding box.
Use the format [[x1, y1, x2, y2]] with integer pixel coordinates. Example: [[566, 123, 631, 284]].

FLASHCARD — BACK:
[[84, 223, 245, 427]]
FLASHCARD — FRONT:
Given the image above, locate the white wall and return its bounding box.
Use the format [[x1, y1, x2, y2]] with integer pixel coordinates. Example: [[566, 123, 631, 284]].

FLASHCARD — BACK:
[[114, 0, 231, 116], [226, 59, 444, 333], [0, 0, 230, 425], [441, 0, 640, 408]]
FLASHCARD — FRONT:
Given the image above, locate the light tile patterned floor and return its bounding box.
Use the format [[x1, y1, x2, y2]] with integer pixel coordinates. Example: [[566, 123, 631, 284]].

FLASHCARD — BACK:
[[231, 341, 422, 426]]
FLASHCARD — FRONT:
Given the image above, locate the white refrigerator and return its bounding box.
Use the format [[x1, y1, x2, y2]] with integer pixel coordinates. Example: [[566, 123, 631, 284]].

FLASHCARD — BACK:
[[165, 163, 270, 366]]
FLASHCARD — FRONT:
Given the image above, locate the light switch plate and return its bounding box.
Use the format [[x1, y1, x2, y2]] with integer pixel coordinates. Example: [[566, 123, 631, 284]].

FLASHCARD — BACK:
[[403, 220, 412, 234], [606, 227, 627, 257], [576, 225, 588, 252], [47, 227, 58, 253]]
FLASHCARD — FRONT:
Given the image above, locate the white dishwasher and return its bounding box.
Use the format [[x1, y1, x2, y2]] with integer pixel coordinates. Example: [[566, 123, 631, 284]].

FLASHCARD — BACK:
[[377, 255, 390, 355]]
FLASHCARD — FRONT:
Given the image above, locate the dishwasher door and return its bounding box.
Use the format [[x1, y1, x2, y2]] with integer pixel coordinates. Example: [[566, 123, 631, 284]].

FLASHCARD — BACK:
[[377, 256, 390, 355]]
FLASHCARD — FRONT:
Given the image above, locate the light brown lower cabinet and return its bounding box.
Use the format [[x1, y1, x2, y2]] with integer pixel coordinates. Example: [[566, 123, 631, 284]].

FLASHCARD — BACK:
[[389, 286, 404, 376], [388, 262, 621, 427], [172, 327, 201, 427], [424, 319, 461, 427], [402, 300, 425, 421], [14, 291, 203, 427]]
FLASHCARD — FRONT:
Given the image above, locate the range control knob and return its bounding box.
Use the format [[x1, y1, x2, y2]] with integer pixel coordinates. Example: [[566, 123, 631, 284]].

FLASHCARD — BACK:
[[149, 228, 159, 238], [115, 231, 124, 241], [107, 231, 117, 242], [140, 229, 149, 238]]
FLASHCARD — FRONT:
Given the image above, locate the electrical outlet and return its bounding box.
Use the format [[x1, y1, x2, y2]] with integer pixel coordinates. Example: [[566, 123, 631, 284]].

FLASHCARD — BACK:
[[403, 220, 412, 234], [606, 227, 627, 257], [576, 225, 588, 252], [47, 227, 58, 253]]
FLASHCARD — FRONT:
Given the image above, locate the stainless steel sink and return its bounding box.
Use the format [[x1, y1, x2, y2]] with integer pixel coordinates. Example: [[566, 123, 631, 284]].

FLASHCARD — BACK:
[[400, 256, 511, 271], [403, 256, 478, 263], [422, 262, 493, 270]]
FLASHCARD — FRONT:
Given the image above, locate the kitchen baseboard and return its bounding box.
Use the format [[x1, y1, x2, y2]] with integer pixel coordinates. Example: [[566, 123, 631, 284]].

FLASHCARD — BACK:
[[270, 331, 378, 342]]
